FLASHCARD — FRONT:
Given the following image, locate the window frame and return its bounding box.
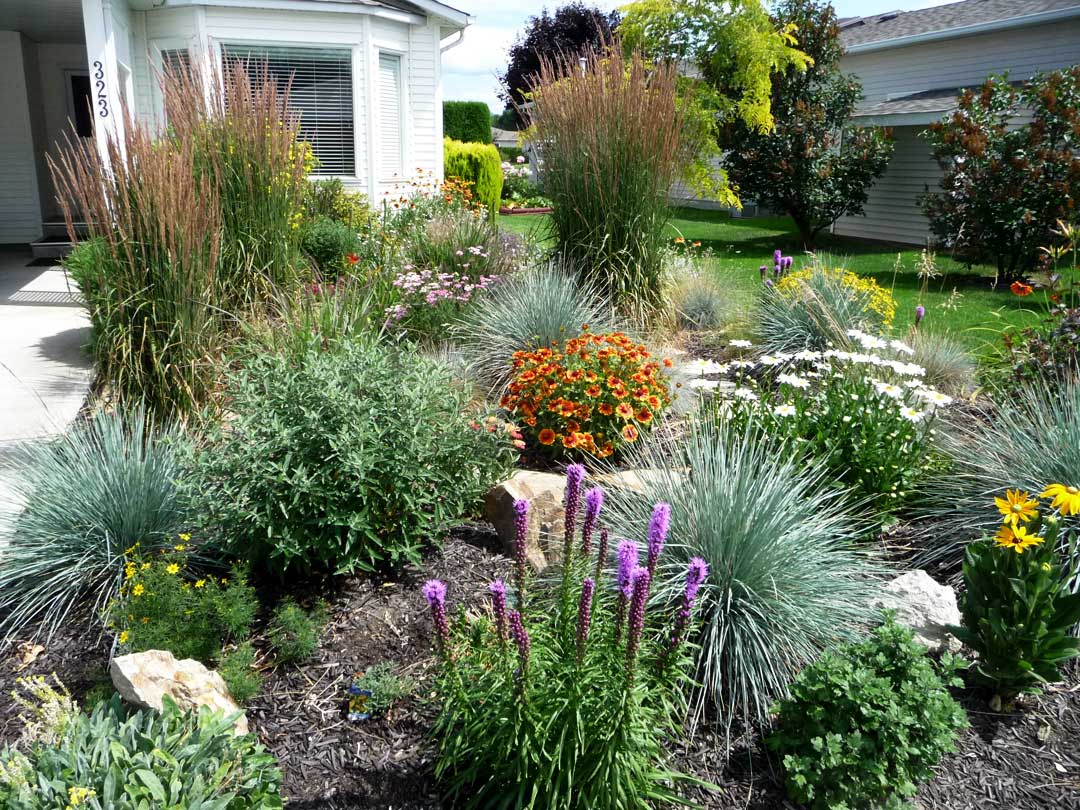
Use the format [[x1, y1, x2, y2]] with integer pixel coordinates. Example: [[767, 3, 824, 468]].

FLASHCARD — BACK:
[[216, 38, 362, 182], [374, 46, 408, 183]]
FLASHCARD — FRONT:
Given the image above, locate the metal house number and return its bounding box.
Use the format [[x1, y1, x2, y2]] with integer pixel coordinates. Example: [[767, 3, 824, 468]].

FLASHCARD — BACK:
[[92, 60, 109, 118]]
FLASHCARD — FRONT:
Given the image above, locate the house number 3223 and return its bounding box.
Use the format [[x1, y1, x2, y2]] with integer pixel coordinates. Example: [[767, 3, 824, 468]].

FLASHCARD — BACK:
[[92, 60, 109, 118]]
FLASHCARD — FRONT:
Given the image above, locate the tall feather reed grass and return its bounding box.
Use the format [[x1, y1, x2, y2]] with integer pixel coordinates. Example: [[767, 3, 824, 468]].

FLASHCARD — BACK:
[[50, 60, 309, 418], [524, 42, 697, 315]]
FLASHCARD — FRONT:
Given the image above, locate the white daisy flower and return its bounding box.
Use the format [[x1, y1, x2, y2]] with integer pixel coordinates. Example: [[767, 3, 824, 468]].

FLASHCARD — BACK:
[[873, 380, 904, 399], [759, 355, 783, 366], [777, 373, 811, 389], [794, 350, 821, 361], [688, 378, 720, 390], [729, 339, 753, 348], [916, 389, 953, 407], [774, 404, 797, 417], [900, 406, 926, 423], [889, 339, 915, 356], [733, 387, 759, 400], [686, 358, 726, 375]]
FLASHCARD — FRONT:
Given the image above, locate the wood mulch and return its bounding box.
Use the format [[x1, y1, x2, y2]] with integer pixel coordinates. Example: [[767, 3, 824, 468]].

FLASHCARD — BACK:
[[2, 525, 1078, 809]]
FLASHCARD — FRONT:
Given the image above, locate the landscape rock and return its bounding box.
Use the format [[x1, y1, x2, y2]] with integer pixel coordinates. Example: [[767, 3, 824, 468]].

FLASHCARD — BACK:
[[110, 649, 249, 735], [484, 470, 566, 572], [872, 569, 962, 653]]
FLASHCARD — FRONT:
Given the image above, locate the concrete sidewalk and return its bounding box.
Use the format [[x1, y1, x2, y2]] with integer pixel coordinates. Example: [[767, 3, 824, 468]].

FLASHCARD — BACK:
[[0, 246, 92, 521]]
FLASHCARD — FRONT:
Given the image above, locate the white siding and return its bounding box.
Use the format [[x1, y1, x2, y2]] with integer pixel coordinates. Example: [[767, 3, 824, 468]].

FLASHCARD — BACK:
[[834, 126, 941, 244], [835, 19, 1080, 244], [0, 31, 43, 243]]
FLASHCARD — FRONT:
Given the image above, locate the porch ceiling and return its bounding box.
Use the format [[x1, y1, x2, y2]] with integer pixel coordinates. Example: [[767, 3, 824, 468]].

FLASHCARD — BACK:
[[0, 0, 85, 44]]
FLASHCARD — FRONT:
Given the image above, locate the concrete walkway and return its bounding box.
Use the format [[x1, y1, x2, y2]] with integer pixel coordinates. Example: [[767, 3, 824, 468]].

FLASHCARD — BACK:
[[0, 246, 92, 521]]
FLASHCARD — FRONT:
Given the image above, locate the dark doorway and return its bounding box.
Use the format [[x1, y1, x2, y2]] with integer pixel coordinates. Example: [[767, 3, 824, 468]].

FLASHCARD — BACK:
[[70, 74, 93, 137]]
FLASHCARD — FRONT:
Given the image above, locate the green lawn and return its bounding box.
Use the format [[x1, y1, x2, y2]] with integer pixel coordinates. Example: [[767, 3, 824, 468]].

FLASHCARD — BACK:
[[499, 207, 1057, 356]]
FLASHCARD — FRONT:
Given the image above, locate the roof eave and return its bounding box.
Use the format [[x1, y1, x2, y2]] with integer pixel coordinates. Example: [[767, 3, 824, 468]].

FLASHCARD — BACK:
[[845, 5, 1080, 54]]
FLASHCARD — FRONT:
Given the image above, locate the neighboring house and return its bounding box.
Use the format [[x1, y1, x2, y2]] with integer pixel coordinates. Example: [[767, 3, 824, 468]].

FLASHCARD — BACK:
[[491, 126, 519, 149], [835, 0, 1080, 245], [0, 0, 471, 251]]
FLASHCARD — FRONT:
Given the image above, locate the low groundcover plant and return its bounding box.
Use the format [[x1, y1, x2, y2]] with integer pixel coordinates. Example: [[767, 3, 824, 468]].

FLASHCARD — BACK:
[[424, 465, 709, 809]]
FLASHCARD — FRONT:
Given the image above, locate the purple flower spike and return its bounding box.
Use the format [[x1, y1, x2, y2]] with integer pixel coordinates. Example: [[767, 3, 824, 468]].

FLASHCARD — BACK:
[[915, 305, 926, 325], [668, 558, 710, 663], [576, 577, 595, 663], [422, 579, 450, 654], [581, 487, 605, 557], [773, 249, 782, 265], [783, 256, 793, 271], [625, 566, 651, 675], [489, 580, 509, 642], [764, 278, 774, 288], [508, 609, 531, 674], [646, 502, 671, 575], [512, 498, 529, 600], [616, 540, 640, 596], [563, 464, 587, 562], [759, 264, 768, 280]]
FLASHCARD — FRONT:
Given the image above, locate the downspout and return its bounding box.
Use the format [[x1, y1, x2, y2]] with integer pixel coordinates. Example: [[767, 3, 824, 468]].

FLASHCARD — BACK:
[[440, 29, 466, 54]]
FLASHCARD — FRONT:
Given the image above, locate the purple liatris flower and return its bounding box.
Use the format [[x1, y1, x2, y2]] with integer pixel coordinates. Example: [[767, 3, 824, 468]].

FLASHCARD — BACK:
[[422, 579, 450, 654], [625, 566, 651, 675], [773, 249, 782, 265], [764, 278, 774, 288], [774, 264, 781, 278], [616, 540, 640, 596], [508, 609, 530, 673], [581, 487, 604, 556], [512, 498, 529, 600], [563, 464, 586, 563], [783, 256, 793, 271], [759, 264, 767, 280], [594, 527, 609, 583], [646, 502, 671, 575], [489, 579, 509, 642], [669, 558, 710, 662], [576, 577, 595, 663], [915, 305, 926, 325]]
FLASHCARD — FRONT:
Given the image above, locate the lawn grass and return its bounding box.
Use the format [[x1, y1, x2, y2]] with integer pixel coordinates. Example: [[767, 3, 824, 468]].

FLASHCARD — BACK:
[[499, 207, 1061, 358]]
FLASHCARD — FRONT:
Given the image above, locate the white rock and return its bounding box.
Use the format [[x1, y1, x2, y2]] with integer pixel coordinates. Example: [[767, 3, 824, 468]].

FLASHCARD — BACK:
[[872, 569, 961, 653], [110, 650, 250, 735]]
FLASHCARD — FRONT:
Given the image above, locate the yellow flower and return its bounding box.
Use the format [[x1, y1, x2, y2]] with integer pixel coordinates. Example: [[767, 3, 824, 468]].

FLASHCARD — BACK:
[[124, 563, 136, 580], [178, 533, 191, 542], [994, 489, 1039, 527], [166, 563, 180, 575], [1040, 483, 1080, 515], [195, 579, 206, 588], [140, 562, 150, 570], [118, 631, 129, 644], [132, 583, 145, 597], [993, 524, 1044, 553], [66, 786, 96, 808]]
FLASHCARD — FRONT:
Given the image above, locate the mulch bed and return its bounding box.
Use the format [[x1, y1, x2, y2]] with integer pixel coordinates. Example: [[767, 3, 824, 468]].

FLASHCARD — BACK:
[[2, 525, 1079, 809]]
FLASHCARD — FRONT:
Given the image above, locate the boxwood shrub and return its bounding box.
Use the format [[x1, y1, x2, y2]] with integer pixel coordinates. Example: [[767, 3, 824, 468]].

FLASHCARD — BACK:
[[187, 339, 516, 576]]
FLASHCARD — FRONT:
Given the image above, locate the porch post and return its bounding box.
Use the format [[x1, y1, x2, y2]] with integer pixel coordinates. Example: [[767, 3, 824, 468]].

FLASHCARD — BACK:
[[81, 0, 126, 166]]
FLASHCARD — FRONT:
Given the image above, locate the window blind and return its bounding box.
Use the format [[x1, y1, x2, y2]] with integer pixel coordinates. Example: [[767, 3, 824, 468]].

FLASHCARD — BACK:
[[378, 52, 403, 179], [223, 44, 355, 176], [160, 48, 190, 75]]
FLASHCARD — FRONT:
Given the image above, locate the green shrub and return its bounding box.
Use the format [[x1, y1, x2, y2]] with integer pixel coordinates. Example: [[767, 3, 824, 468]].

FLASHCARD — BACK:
[[768, 619, 968, 810], [952, 501, 1080, 699], [302, 178, 370, 227], [218, 642, 264, 705], [0, 695, 281, 809], [301, 216, 361, 273], [706, 331, 951, 513], [443, 100, 492, 144], [601, 414, 884, 732], [759, 260, 897, 353], [267, 598, 328, 664], [526, 47, 695, 312], [0, 408, 190, 644], [427, 466, 703, 808], [914, 380, 1080, 567], [350, 662, 414, 717], [452, 262, 623, 394], [110, 550, 257, 665], [444, 137, 503, 216], [187, 340, 517, 576]]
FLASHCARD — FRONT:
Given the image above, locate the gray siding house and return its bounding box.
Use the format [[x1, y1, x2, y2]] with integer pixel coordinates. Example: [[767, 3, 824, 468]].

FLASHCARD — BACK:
[[835, 0, 1080, 245]]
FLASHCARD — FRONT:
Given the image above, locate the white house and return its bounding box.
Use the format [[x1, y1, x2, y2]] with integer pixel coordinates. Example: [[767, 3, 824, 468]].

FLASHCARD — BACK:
[[0, 0, 471, 251], [835, 0, 1080, 245]]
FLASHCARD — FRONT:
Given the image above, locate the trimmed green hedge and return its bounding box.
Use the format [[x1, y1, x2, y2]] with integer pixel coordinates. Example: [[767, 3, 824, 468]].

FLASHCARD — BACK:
[[444, 137, 503, 217], [443, 101, 492, 144]]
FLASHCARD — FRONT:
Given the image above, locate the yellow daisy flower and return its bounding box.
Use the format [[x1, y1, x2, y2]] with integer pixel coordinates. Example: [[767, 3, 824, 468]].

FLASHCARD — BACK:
[[1041, 483, 1080, 516], [166, 563, 180, 575], [132, 584, 145, 597], [118, 631, 129, 644], [994, 489, 1039, 527], [178, 533, 191, 542], [993, 524, 1044, 553], [195, 579, 206, 588]]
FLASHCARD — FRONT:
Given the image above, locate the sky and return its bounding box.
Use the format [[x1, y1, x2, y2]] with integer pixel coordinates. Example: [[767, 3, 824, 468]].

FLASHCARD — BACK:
[[442, 0, 955, 114]]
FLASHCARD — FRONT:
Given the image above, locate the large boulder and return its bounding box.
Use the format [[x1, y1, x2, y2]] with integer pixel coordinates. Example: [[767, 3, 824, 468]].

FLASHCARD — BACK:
[[872, 570, 962, 653], [110, 650, 249, 735], [484, 470, 566, 572]]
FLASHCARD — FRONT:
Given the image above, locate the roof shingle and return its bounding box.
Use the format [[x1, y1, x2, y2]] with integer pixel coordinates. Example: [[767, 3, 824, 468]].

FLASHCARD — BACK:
[[839, 0, 1080, 48]]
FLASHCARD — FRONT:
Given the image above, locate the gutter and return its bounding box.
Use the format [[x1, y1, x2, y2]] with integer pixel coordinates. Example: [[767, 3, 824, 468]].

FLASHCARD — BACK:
[[440, 27, 466, 52], [845, 5, 1080, 53]]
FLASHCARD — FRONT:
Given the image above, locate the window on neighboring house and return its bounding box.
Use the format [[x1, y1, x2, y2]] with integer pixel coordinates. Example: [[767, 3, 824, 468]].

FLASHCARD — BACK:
[[378, 52, 403, 179], [222, 44, 355, 176]]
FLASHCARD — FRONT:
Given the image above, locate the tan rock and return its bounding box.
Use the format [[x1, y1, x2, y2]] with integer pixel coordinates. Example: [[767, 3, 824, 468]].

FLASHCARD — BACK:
[[110, 650, 250, 735], [484, 470, 567, 572], [871, 569, 962, 654]]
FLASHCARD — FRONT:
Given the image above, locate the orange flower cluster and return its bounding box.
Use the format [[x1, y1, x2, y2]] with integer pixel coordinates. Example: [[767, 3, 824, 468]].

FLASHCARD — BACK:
[[501, 329, 673, 458]]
